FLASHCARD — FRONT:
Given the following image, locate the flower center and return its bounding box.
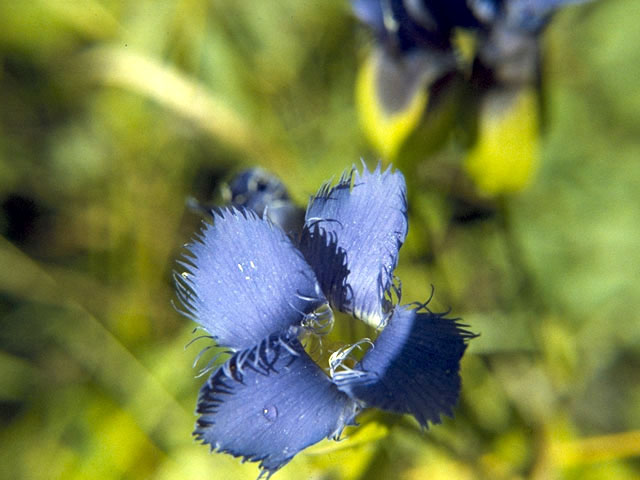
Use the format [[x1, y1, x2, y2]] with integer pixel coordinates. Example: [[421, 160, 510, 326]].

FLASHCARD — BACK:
[[300, 307, 377, 379]]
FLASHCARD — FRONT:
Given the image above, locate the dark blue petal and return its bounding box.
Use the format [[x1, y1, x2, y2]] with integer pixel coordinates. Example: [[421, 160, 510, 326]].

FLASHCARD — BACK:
[[176, 207, 325, 350], [300, 163, 408, 327], [194, 332, 359, 477], [408, 0, 484, 31], [353, 0, 482, 52], [379, 0, 454, 51], [334, 304, 476, 427]]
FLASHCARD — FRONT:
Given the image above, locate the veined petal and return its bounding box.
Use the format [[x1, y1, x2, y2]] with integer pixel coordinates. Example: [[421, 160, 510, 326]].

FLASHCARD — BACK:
[[194, 332, 359, 477], [300, 163, 408, 327], [334, 304, 476, 427], [176, 207, 324, 350]]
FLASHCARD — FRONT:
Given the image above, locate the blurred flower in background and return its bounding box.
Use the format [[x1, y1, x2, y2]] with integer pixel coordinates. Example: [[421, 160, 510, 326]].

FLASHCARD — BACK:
[[188, 167, 305, 235], [353, 0, 593, 195]]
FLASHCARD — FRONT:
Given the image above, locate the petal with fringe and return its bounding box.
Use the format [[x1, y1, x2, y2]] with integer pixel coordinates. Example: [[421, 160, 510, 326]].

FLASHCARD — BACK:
[[194, 332, 359, 477], [176, 207, 325, 350], [300, 164, 408, 328], [334, 304, 476, 427]]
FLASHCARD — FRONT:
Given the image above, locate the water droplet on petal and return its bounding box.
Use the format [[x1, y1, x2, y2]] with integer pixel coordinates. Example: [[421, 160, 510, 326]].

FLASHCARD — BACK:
[[262, 405, 278, 422]]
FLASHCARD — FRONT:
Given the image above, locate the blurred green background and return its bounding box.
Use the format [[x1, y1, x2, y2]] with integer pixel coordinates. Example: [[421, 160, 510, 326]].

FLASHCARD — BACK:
[[1, 0, 639, 479]]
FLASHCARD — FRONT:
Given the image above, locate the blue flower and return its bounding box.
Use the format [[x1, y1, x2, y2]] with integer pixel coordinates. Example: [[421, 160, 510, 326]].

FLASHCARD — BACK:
[[186, 167, 304, 236], [176, 163, 475, 478], [352, 0, 592, 91], [223, 168, 304, 236], [352, 1, 593, 192]]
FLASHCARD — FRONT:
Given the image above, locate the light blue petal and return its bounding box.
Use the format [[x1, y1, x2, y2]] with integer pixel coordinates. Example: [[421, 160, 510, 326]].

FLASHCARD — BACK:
[[505, 0, 592, 32], [335, 304, 476, 427], [351, 0, 384, 33], [300, 163, 408, 327], [194, 331, 359, 477], [468, 0, 501, 23], [176, 207, 325, 350]]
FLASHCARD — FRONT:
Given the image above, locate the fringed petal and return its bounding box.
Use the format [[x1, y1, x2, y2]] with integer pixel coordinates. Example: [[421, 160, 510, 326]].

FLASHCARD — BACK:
[[300, 163, 408, 328], [176, 207, 324, 350], [334, 304, 476, 427], [194, 331, 359, 477]]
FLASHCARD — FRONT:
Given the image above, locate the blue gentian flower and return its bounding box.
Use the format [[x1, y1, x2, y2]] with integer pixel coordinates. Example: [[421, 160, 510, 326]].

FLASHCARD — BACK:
[[187, 168, 304, 235], [223, 168, 303, 236], [352, 0, 592, 192], [352, 0, 592, 91], [353, 0, 481, 53], [351, 0, 461, 127], [471, 0, 593, 86], [176, 163, 475, 478]]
